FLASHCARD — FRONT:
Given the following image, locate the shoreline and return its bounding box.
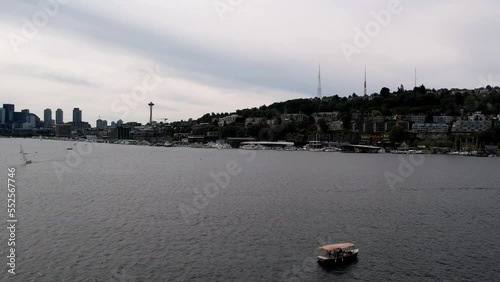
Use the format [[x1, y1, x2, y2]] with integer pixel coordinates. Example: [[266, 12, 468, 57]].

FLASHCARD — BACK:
[[7, 136, 498, 157]]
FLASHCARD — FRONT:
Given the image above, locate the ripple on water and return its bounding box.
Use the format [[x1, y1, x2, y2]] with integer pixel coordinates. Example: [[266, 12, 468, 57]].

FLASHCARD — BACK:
[[0, 139, 498, 281]]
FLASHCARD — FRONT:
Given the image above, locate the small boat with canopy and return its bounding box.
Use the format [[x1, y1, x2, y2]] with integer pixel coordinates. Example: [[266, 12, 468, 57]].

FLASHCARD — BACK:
[[317, 243, 358, 266]]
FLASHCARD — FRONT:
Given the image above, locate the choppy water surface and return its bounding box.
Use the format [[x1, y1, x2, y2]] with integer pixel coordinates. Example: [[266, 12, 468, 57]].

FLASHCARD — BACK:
[[0, 138, 499, 281]]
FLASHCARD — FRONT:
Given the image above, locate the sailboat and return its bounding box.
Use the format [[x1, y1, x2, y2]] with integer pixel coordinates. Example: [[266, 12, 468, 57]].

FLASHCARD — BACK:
[[20, 144, 32, 164], [309, 133, 323, 152]]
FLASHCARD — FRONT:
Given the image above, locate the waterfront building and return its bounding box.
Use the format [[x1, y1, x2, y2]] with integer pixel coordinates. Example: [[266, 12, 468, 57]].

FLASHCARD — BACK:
[[412, 123, 449, 139], [351, 112, 362, 121], [451, 120, 492, 133], [312, 112, 340, 122], [328, 121, 343, 131], [55, 124, 71, 137], [245, 117, 267, 126], [72, 108, 82, 122], [358, 118, 386, 133], [362, 121, 374, 132], [110, 125, 131, 140], [469, 111, 487, 121], [353, 120, 409, 133], [218, 114, 244, 126], [226, 137, 256, 148], [187, 135, 206, 143], [281, 113, 307, 123], [433, 115, 453, 124], [408, 115, 426, 124], [44, 108, 52, 127], [56, 109, 63, 124], [71, 121, 90, 131], [206, 131, 219, 142], [351, 121, 362, 132], [485, 145, 499, 153]]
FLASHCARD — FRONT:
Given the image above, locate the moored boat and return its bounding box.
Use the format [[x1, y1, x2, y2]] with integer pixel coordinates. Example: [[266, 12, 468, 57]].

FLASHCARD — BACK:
[[317, 243, 358, 266]]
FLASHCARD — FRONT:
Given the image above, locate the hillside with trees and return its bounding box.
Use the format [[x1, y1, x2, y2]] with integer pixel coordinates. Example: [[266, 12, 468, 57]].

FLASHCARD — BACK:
[[171, 85, 500, 147]]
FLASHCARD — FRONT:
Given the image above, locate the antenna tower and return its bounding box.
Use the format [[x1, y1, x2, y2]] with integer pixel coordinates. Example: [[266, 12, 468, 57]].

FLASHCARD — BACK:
[[415, 67, 417, 88], [364, 65, 367, 96], [317, 64, 322, 98]]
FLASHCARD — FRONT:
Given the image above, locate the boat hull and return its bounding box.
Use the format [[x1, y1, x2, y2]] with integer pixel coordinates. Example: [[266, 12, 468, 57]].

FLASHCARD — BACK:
[[317, 252, 358, 266]]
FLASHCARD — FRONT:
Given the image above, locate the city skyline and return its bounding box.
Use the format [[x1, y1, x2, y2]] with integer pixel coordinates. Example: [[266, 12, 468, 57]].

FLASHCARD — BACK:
[[0, 103, 159, 125], [1, 1, 500, 124], [1, 102, 176, 129]]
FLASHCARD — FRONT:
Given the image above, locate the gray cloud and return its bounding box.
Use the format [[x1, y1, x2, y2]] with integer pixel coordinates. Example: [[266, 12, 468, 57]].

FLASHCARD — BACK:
[[1, 0, 499, 123]]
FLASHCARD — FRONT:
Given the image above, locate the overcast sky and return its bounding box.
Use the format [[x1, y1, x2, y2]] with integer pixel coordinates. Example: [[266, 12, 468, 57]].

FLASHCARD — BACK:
[[1, 0, 499, 124]]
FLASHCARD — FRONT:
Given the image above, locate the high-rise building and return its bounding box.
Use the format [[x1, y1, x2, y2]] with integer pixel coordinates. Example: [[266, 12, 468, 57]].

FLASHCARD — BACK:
[[2, 104, 14, 124], [44, 108, 52, 128], [23, 115, 36, 129], [20, 109, 30, 122], [96, 119, 108, 129], [56, 109, 63, 124], [73, 108, 82, 122], [30, 114, 41, 128], [0, 108, 5, 124]]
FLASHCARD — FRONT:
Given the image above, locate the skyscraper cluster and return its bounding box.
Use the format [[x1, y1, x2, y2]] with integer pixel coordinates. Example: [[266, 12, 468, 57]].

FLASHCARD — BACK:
[[0, 104, 91, 130]]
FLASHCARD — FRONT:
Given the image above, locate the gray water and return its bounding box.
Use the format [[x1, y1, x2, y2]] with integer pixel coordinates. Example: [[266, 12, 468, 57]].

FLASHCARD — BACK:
[[0, 138, 499, 281]]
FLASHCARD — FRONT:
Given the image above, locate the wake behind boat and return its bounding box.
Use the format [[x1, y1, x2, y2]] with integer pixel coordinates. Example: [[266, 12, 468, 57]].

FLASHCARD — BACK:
[[20, 144, 32, 164], [317, 243, 359, 266]]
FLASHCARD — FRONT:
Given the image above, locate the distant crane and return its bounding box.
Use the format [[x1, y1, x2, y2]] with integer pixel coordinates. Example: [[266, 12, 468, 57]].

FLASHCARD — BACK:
[[157, 117, 169, 123]]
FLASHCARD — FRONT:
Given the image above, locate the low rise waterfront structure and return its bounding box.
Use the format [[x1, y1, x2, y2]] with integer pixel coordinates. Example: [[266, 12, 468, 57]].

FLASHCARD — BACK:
[[56, 124, 72, 138]]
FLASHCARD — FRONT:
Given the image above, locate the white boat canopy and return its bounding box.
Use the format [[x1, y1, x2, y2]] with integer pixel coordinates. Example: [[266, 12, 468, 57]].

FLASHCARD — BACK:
[[319, 243, 355, 251]]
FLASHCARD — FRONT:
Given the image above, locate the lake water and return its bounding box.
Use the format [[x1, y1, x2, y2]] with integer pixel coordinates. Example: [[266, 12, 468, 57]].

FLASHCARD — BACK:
[[0, 138, 499, 281]]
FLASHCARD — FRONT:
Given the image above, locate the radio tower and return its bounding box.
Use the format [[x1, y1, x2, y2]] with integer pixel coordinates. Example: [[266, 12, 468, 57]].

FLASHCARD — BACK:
[[414, 67, 417, 88], [317, 64, 322, 98], [364, 65, 367, 96]]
